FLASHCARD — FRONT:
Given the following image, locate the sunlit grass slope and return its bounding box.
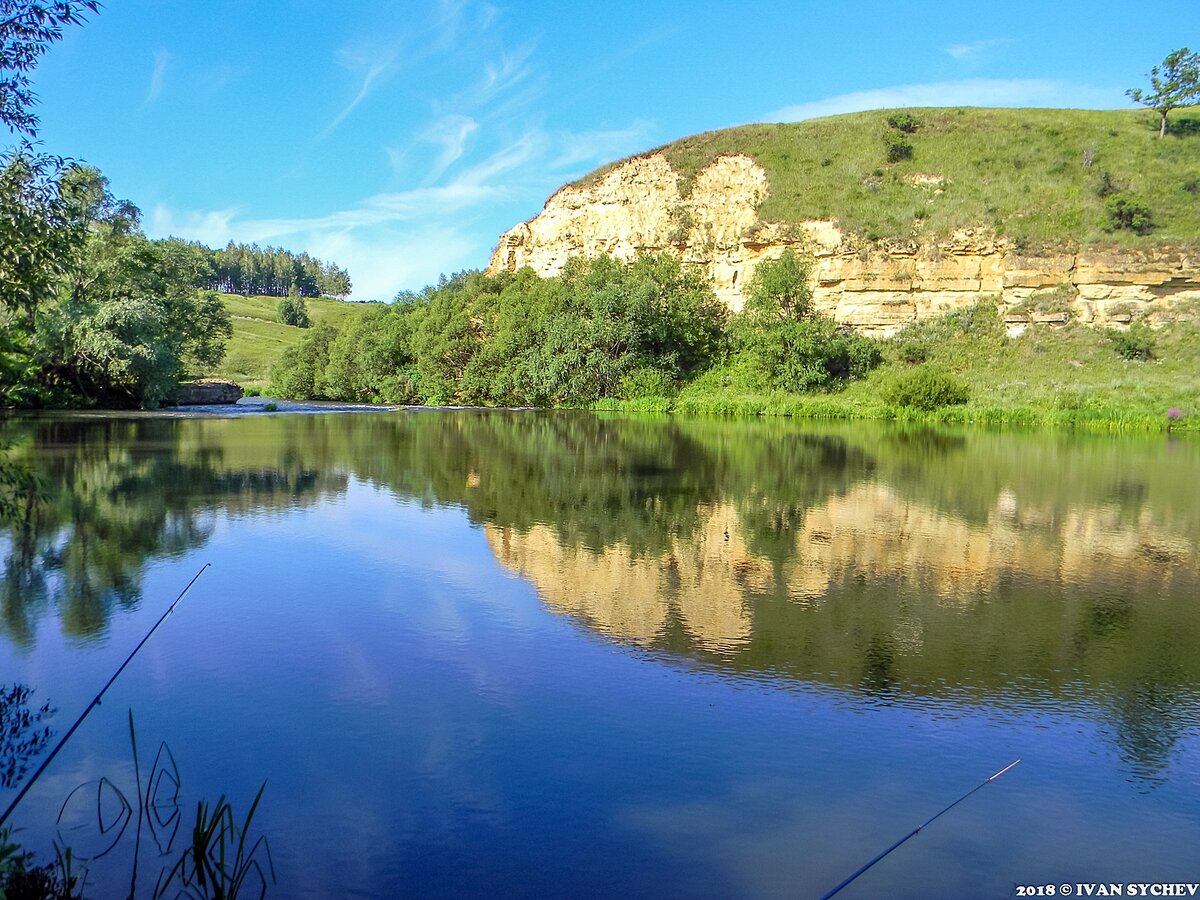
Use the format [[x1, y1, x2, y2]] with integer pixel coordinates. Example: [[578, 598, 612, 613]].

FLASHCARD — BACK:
[[576, 107, 1200, 250], [215, 294, 378, 388], [600, 307, 1200, 431]]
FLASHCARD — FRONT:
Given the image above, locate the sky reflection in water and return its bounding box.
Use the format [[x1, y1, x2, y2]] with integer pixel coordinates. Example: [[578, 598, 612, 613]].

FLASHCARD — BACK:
[[0, 411, 1197, 898]]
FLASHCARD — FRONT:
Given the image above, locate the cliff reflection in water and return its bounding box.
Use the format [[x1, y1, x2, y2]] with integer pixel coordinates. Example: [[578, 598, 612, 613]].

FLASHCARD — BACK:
[[2, 411, 1198, 779], [459, 415, 1200, 782]]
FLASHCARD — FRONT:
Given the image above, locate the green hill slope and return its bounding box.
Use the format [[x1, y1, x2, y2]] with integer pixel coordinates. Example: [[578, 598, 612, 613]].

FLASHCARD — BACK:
[[576, 107, 1200, 250], [216, 294, 378, 389]]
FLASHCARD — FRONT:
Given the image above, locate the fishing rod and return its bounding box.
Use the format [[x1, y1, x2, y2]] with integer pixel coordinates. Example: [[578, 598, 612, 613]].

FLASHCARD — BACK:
[[0, 562, 210, 830], [820, 758, 1021, 900]]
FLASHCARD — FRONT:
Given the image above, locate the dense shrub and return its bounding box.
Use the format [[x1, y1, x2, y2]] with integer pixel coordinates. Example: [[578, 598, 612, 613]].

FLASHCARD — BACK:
[[731, 250, 881, 392], [883, 365, 970, 410], [619, 366, 678, 399], [277, 286, 310, 328], [882, 131, 913, 163], [943, 301, 1002, 335], [886, 301, 1005, 373], [269, 323, 336, 398], [894, 335, 931, 364], [1107, 321, 1156, 360], [269, 253, 728, 406], [886, 113, 920, 134], [1093, 170, 1119, 198], [1104, 193, 1154, 234]]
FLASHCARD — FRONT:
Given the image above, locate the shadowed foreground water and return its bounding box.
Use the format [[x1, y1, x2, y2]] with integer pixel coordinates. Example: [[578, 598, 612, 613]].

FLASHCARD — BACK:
[[0, 411, 1197, 898]]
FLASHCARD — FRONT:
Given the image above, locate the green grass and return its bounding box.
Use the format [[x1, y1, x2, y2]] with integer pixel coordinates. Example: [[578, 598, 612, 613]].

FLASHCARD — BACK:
[[573, 107, 1200, 251], [213, 293, 378, 388], [596, 307, 1200, 431]]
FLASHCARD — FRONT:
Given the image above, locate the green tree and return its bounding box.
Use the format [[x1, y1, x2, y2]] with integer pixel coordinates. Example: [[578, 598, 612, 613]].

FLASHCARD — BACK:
[[277, 283, 310, 327], [321, 304, 405, 401], [269, 254, 727, 407], [1, 2, 101, 404], [0, 153, 83, 404], [270, 323, 336, 399], [317, 263, 352, 298], [1126, 48, 1200, 137], [731, 250, 880, 392], [25, 171, 231, 408]]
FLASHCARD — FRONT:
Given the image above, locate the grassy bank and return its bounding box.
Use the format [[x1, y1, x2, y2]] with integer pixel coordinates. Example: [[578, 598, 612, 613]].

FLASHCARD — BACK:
[[597, 310, 1200, 432], [576, 107, 1200, 250], [595, 395, 1194, 432], [215, 293, 378, 388]]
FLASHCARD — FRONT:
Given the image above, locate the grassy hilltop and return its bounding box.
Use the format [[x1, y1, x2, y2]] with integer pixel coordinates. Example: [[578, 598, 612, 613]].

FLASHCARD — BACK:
[[216, 294, 378, 389], [576, 107, 1200, 249]]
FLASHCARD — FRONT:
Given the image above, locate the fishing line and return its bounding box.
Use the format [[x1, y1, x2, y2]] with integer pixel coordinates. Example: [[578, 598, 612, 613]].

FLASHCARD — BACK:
[[820, 758, 1021, 899], [0, 562, 211, 830]]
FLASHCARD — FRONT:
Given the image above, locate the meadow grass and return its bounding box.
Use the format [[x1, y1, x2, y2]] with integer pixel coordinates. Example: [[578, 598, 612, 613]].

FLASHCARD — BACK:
[[574, 107, 1200, 251], [214, 293, 377, 388]]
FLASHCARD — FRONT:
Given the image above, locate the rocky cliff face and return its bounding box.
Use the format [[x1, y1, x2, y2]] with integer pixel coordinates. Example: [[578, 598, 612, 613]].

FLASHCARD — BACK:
[[488, 154, 1200, 336]]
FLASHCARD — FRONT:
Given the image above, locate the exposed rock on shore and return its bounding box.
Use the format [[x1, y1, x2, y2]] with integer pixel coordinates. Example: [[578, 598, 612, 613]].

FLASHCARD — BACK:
[[173, 379, 244, 406]]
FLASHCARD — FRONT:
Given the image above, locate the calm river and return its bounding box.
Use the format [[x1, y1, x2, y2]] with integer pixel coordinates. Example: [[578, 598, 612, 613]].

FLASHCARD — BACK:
[[0, 410, 1197, 898]]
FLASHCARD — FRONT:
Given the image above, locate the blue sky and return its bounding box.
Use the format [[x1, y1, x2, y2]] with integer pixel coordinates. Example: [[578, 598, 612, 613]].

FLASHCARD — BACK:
[[28, 0, 1198, 299]]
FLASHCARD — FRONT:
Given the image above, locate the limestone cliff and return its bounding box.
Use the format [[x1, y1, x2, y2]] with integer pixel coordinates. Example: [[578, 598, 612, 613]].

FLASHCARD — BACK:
[[488, 153, 1200, 336]]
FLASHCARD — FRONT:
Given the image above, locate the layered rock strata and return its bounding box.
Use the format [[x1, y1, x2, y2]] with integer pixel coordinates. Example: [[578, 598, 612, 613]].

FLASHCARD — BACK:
[[488, 154, 1200, 336]]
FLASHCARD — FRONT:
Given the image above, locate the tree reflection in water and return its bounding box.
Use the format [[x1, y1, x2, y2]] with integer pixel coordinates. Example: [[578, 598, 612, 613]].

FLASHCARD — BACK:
[[1, 411, 1198, 785]]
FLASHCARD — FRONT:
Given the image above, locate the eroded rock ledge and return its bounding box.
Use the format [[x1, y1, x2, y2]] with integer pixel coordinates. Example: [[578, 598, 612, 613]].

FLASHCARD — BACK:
[[487, 153, 1200, 336]]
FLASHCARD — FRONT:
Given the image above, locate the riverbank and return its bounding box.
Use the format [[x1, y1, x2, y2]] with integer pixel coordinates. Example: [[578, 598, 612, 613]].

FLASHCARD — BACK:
[[7, 397, 401, 419], [597, 315, 1200, 432], [595, 393, 1195, 431]]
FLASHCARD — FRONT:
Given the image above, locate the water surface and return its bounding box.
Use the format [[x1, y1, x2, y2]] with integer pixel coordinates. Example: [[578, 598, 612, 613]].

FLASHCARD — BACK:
[[0, 411, 1197, 898]]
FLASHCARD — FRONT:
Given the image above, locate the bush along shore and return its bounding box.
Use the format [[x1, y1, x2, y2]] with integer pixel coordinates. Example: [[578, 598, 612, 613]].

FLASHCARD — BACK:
[[266, 251, 1200, 432]]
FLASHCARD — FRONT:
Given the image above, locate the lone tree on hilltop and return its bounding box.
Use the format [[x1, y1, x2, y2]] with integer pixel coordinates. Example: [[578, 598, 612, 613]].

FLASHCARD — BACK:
[[1126, 47, 1200, 137]]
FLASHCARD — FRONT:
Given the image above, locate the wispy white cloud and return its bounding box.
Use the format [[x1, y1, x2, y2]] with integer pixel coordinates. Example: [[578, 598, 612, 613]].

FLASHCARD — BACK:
[[441, 42, 539, 115], [945, 39, 1008, 62], [481, 48, 533, 99], [147, 5, 650, 302], [474, 4, 499, 33], [328, 1, 503, 140], [455, 132, 542, 185], [145, 48, 170, 105], [197, 62, 246, 97], [766, 79, 1122, 122], [148, 137, 535, 298], [421, 114, 479, 182], [149, 116, 649, 301], [433, 0, 468, 40], [546, 121, 652, 171], [430, 0, 497, 50], [152, 189, 491, 301], [384, 144, 411, 175], [323, 42, 403, 137], [150, 206, 239, 246]]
